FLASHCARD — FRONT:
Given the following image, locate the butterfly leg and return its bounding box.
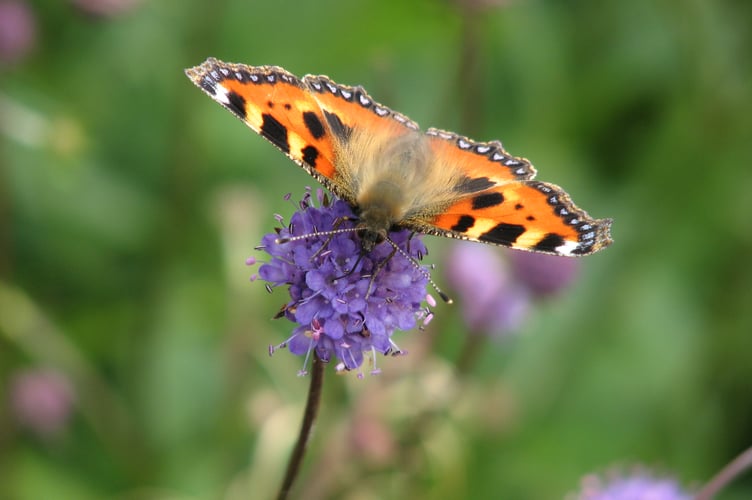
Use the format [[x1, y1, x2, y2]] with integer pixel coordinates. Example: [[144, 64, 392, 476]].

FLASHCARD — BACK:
[[404, 231, 424, 260], [333, 252, 366, 280], [365, 245, 399, 300]]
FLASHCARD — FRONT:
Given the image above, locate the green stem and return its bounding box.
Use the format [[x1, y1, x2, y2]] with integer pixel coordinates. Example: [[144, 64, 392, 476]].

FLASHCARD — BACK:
[[696, 445, 752, 500], [276, 354, 325, 500]]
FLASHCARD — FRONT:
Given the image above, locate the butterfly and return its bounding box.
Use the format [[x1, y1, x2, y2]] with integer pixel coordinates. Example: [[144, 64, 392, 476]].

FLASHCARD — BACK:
[[185, 58, 612, 256]]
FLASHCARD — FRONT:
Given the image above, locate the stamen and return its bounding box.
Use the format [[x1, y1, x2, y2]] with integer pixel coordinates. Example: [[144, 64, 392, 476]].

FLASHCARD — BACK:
[[298, 333, 316, 377], [426, 294, 437, 307], [387, 338, 406, 357], [369, 347, 381, 375], [268, 341, 288, 356]]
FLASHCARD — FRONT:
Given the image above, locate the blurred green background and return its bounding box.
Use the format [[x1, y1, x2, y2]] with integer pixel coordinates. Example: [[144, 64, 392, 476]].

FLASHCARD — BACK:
[[1, 0, 751, 498]]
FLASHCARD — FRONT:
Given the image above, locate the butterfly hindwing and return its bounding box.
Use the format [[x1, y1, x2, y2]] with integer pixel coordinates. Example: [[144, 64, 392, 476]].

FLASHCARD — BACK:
[[421, 180, 612, 256]]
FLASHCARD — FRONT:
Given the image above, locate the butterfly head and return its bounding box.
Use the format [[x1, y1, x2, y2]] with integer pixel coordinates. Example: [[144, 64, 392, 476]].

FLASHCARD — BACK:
[[355, 225, 387, 253], [354, 179, 409, 253]]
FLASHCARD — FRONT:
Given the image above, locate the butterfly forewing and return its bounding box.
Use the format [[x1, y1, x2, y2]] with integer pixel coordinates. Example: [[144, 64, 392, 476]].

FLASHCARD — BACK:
[[185, 59, 338, 180], [425, 128, 536, 186], [303, 75, 421, 138]]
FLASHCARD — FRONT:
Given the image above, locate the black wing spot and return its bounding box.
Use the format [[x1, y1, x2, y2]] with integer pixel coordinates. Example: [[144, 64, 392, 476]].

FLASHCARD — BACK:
[[455, 176, 495, 194], [533, 233, 565, 253], [479, 223, 526, 245], [303, 111, 326, 140], [226, 91, 247, 119], [284, 103, 292, 110], [526, 215, 536, 221], [515, 203, 524, 210], [266, 100, 274, 108], [323, 110, 352, 140], [451, 215, 476, 233], [260, 113, 289, 153], [301, 145, 319, 166], [472, 192, 504, 210]]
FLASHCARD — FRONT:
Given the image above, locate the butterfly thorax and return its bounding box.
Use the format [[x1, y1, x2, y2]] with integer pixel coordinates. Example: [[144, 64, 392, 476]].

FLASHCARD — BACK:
[[356, 179, 406, 252], [344, 132, 432, 252]]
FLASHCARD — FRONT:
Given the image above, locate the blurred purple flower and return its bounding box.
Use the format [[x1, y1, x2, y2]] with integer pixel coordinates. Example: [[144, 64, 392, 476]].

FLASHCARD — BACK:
[[572, 469, 692, 500], [253, 191, 432, 376], [71, 0, 140, 17], [508, 250, 580, 297], [453, 0, 512, 11], [0, 0, 36, 64], [10, 368, 76, 437], [445, 243, 530, 337]]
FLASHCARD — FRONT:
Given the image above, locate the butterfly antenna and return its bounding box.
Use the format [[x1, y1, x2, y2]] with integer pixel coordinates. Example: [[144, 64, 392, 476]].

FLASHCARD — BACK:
[[275, 227, 452, 304], [384, 236, 453, 304], [275, 226, 359, 245]]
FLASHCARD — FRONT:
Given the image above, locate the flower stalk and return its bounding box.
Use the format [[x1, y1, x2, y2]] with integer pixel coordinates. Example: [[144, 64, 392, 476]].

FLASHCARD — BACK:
[[276, 352, 325, 500], [695, 444, 752, 500]]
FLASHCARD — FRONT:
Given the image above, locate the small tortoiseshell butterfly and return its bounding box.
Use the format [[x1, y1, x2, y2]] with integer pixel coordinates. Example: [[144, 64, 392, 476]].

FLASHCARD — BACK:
[[185, 58, 612, 256]]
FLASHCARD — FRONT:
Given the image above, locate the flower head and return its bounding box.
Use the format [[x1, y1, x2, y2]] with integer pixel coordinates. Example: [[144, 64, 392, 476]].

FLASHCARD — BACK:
[[0, 1, 36, 64], [445, 242, 530, 337], [508, 250, 580, 298], [253, 190, 432, 376], [71, 0, 141, 18], [10, 368, 76, 438], [571, 468, 692, 500]]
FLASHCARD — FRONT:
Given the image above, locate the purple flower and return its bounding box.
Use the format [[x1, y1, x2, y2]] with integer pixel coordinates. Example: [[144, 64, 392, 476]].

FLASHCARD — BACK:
[[0, 1, 36, 64], [9, 368, 76, 438], [508, 251, 580, 297], [445, 243, 530, 337], [253, 191, 432, 376], [571, 469, 692, 500], [71, 0, 141, 18]]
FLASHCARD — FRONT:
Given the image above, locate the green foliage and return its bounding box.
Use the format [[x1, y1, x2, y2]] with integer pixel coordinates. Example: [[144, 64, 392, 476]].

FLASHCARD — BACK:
[[1, 0, 751, 498]]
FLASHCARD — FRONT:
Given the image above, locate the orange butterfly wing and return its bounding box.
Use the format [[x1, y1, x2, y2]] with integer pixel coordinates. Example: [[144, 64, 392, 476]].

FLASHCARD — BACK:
[[423, 180, 612, 256], [185, 58, 339, 183], [302, 74, 420, 135], [408, 128, 612, 255], [185, 59, 421, 203], [425, 128, 536, 184]]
